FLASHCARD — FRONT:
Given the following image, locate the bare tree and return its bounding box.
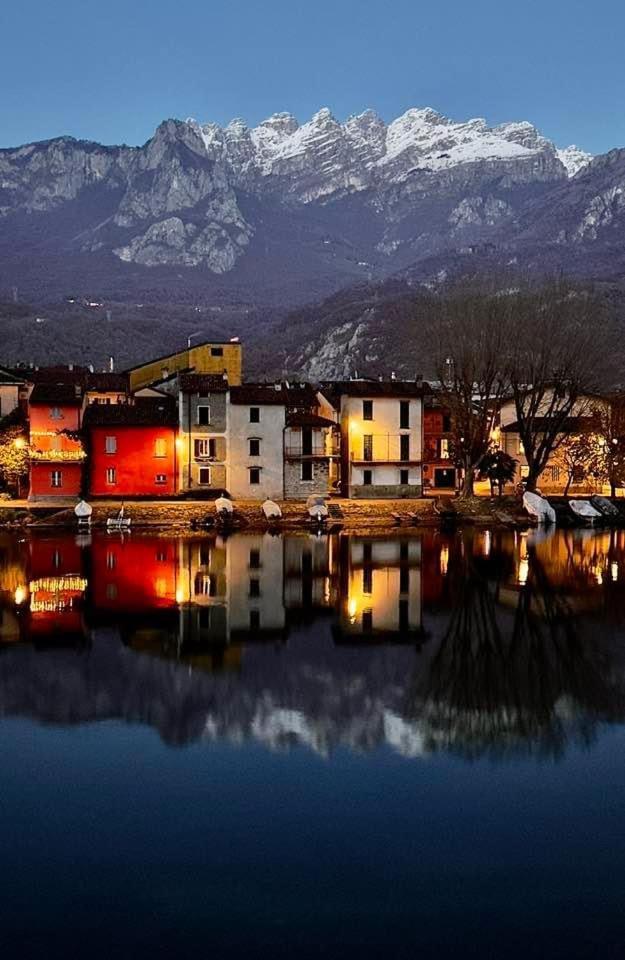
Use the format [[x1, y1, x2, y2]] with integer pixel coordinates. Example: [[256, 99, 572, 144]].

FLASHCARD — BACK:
[[591, 394, 625, 497], [505, 283, 610, 492], [430, 292, 511, 498]]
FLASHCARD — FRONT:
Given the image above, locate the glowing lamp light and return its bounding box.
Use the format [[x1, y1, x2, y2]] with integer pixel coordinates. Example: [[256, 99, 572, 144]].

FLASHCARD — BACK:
[[14, 437, 26, 450], [439, 545, 449, 576], [611, 562, 619, 582], [348, 597, 358, 623], [14, 585, 27, 605], [518, 558, 529, 585], [175, 587, 185, 604]]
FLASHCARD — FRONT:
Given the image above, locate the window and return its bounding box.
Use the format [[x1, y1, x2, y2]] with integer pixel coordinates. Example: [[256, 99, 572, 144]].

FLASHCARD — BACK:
[[154, 438, 167, 458], [399, 599, 409, 633], [156, 549, 167, 562], [363, 542, 372, 563], [302, 428, 313, 455], [362, 609, 373, 632], [52, 549, 62, 569], [400, 468, 409, 485], [400, 435, 410, 461], [301, 461, 313, 481], [106, 583, 118, 601], [249, 437, 261, 456], [363, 469, 373, 486], [249, 467, 260, 484], [363, 435, 373, 461], [50, 407, 63, 420], [549, 466, 561, 483], [400, 401, 410, 429], [250, 407, 260, 423], [197, 405, 210, 426], [155, 474, 167, 485], [249, 578, 260, 598], [106, 467, 116, 485], [195, 438, 216, 459], [51, 468, 63, 488], [250, 609, 260, 631], [199, 544, 211, 566], [194, 574, 214, 596], [249, 549, 261, 569], [520, 465, 530, 479], [106, 551, 116, 570], [363, 567, 373, 595], [363, 400, 373, 421], [400, 566, 410, 595], [198, 608, 211, 630], [517, 438, 524, 456], [440, 438, 450, 460], [442, 414, 452, 433], [198, 466, 211, 485], [211, 347, 223, 357], [105, 435, 117, 454]]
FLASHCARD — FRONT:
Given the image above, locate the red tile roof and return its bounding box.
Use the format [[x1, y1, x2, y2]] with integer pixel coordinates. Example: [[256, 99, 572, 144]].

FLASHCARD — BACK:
[[179, 373, 228, 393], [83, 398, 178, 427], [29, 383, 83, 406]]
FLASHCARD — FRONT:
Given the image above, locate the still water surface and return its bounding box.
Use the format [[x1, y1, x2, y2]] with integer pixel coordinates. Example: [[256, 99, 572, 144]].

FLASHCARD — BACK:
[[2, 527, 625, 957]]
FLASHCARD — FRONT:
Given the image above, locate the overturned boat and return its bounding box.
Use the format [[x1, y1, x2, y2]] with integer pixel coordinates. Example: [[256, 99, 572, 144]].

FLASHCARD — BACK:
[[569, 500, 602, 525], [523, 491, 556, 525], [262, 499, 282, 521]]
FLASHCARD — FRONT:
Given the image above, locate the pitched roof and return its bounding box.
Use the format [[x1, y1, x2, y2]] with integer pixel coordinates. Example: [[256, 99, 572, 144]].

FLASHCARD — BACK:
[[11, 365, 89, 385], [86, 372, 129, 393], [29, 383, 83, 406], [501, 416, 594, 433], [286, 412, 337, 428], [83, 398, 178, 427], [0, 367, 25, 385], [230, 384, 289, 406], [179, 373, 228, 393], [321, 379, 429, 400]]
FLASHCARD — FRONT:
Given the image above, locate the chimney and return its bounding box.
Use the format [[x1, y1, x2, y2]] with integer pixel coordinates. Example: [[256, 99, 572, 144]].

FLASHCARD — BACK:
[[88, 364, 94, 373], [109, 356, 114, 373], [391, 371, 396, 380], [68, 363, 74, 372]]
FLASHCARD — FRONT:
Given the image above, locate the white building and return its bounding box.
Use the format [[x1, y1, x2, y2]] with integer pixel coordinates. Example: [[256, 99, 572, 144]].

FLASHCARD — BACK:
[[227, 384, 287, 499], [324, 381, 425, 498]]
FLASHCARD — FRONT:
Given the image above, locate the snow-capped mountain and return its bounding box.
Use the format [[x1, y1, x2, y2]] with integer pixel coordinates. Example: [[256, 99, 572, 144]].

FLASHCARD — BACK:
[[2, 104, 622, 311]]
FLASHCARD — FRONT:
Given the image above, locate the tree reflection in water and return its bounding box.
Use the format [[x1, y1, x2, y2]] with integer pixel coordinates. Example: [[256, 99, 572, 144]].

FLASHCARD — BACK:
[[407, 528, 625, 761]]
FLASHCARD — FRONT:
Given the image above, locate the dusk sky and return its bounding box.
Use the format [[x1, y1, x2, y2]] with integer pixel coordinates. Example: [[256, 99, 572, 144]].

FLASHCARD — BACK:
[[2, 0, 624, 154]]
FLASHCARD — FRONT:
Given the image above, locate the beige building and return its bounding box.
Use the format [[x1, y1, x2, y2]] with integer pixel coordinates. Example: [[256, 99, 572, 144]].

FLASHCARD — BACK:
[[324, 381, 425, 498]]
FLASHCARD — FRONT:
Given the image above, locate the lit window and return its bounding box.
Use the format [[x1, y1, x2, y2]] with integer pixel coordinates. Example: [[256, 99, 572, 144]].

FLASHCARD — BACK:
[[440, 438, 449, 460], [154, 438, 167, 458], [155, 474, 167, 484], [249, 437, 261, 456], [195, 438, 216, 459], [106, 467, 116, 485], [197, 405, 210, 425], [51, 470, 63, 488], [198, 466, 211, 485], [105, 435, 117, 454]]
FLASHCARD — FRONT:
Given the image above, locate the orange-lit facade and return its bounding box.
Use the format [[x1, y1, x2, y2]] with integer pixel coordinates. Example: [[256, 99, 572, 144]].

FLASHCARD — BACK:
[[28, 384, 85, 499]]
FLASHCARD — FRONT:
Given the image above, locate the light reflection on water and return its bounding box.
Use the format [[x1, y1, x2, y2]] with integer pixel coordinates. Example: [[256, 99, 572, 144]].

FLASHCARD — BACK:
[[1, 526, 625, 760]]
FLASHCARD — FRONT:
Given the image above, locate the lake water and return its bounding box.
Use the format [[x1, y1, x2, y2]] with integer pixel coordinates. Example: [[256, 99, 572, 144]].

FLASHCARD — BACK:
[[2, 526, 625, 958]]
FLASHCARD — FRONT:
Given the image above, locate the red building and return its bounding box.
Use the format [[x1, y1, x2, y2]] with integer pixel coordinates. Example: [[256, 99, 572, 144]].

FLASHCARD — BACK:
[[422, 398, 457, 493], [28, 383, 85, 499], [90, 536, 179, 612], [84, 398, 178, 497]]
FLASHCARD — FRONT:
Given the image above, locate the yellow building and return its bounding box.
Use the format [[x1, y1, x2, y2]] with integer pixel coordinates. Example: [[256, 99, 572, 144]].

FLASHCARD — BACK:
[[127, 340, 242, 392]]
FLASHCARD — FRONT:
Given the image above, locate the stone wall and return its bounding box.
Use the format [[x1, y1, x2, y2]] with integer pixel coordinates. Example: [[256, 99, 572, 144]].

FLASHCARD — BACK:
[[350, 483, 423, 499], [284, 459, 330, 499]]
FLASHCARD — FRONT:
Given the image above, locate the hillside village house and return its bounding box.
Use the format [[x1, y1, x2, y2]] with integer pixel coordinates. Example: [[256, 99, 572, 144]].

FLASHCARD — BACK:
[[84, 397, 178, 497], [324, 381, 425, 498], [422, 396, 456, 493], [228, 385, 288, 500], [28, 383, 85, 499], [177, 374, 229, 494], [126, 339, 242, 392], [499, 391, 601, 494]]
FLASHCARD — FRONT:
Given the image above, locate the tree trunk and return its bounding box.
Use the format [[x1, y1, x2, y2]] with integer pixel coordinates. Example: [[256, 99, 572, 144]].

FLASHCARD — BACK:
[[458, 459, 475, 499], [564, 472, 573, 497], [524, 463, 542, 493]]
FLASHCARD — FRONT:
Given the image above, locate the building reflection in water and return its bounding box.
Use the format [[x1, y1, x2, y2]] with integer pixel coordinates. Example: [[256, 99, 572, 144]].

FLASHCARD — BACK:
[[1, 526, 625, 758]]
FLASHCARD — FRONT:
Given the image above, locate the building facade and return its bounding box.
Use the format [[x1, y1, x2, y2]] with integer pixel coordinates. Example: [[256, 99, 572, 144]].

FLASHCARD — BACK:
[[178, 374, 228, 494], [127, 340, 242, 392], [28, 383, 85, 499], [228, 385, 287, 500], [85, 398, 178, 497], [326, 381, 424, 498], [422, 399, 457, 493]]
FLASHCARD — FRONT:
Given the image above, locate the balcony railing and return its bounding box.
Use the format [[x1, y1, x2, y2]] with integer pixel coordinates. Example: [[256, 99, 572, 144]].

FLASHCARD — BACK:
[[285, 443, 341, 458], [350, 434, 419, 464]]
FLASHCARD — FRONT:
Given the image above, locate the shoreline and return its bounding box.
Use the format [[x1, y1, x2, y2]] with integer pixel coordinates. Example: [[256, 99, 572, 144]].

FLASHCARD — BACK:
[[0, 497, 532, 532]]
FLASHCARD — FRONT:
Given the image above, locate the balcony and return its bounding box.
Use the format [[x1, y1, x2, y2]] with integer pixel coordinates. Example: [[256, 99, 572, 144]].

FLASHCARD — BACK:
[[285, 442, 341, 458], [350, 434, 420, 465]]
